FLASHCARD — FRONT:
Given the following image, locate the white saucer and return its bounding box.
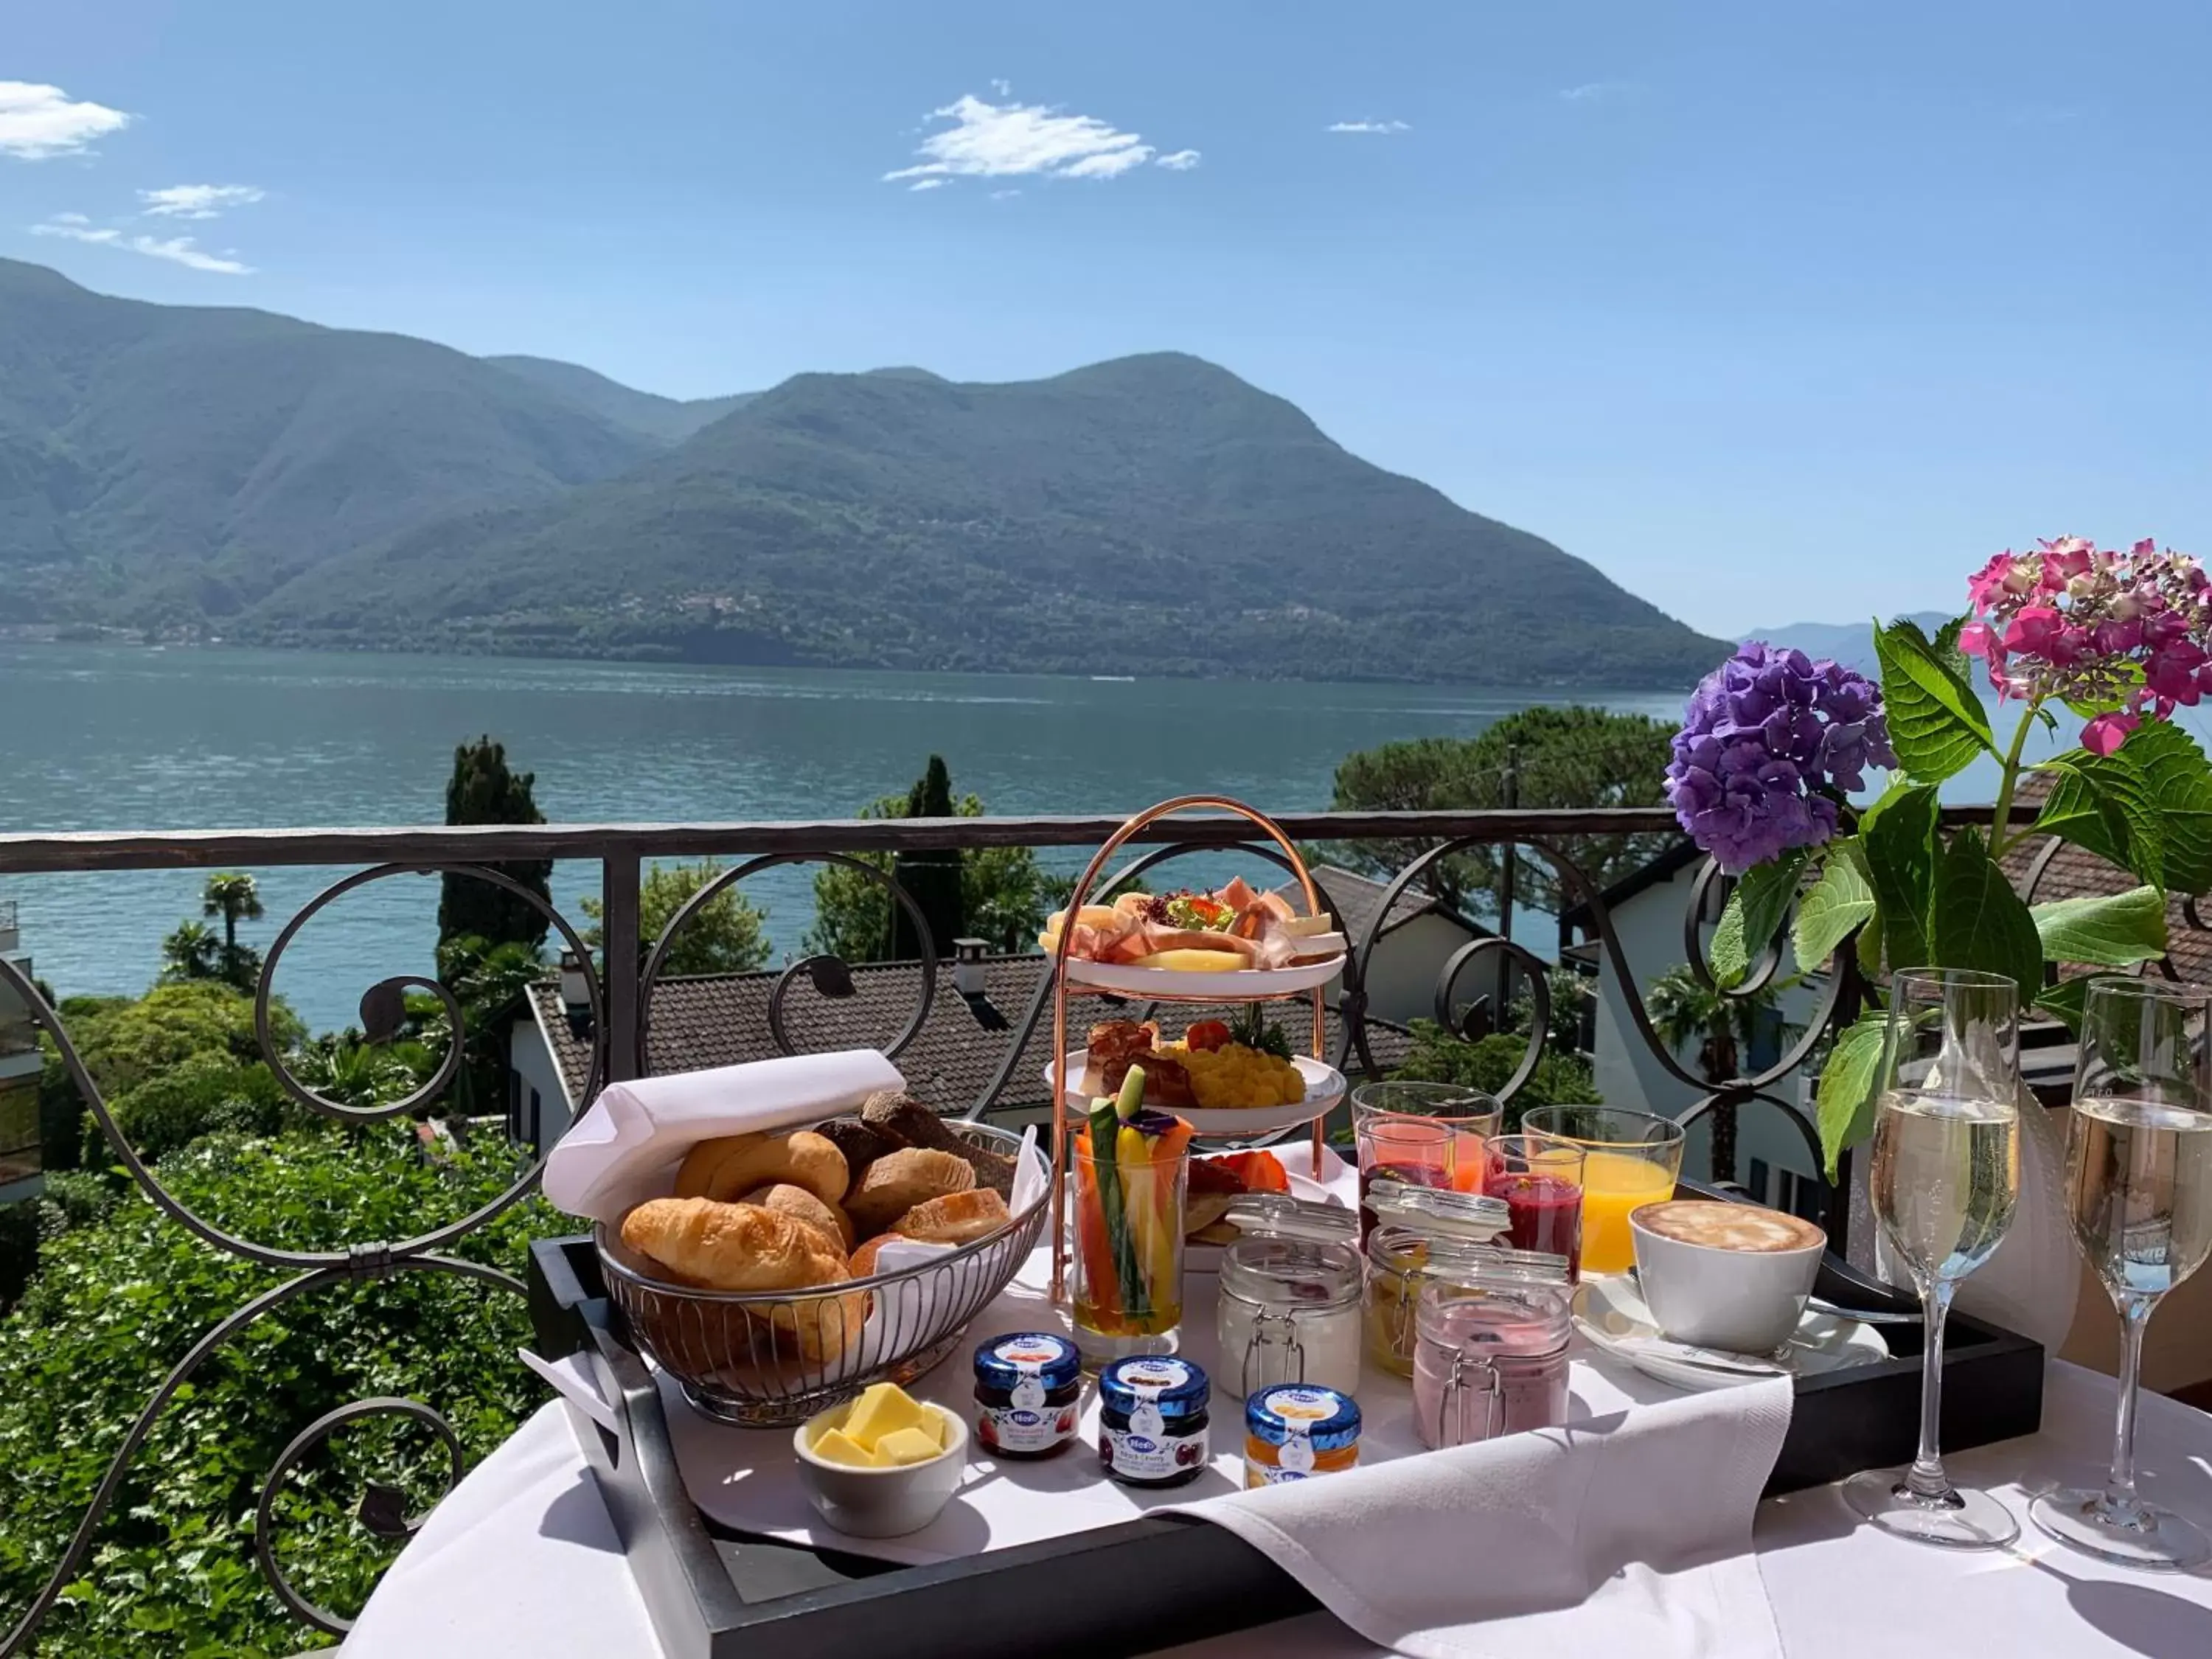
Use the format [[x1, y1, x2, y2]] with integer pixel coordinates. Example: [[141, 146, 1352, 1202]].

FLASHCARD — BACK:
[[1573, 1274, 1888, 1393], [1046, 1049, 1345, 1137]]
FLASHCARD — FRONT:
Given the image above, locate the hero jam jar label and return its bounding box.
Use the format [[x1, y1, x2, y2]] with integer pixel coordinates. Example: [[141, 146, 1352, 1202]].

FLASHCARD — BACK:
[[1102, 1421, 1209, 1481]]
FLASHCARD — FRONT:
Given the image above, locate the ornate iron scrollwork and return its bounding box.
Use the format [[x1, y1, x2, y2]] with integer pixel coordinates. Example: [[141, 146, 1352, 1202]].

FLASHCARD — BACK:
[[0, 861, 600, 1655], [0, 810, 1914, 1650]]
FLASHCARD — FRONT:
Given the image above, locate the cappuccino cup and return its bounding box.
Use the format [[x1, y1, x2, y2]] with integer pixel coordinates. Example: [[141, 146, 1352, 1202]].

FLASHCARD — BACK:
[[1630, 1200, 1826, 1355]]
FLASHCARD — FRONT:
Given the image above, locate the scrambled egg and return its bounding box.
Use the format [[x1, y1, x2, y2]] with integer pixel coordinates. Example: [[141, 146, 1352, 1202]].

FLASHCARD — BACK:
[[1164, 1040, 1306, 1108]]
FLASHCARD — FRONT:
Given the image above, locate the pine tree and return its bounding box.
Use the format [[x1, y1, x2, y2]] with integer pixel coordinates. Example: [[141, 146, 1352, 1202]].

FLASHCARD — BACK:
[[889, 754, 966, 959], [437, 737, 553, 957]]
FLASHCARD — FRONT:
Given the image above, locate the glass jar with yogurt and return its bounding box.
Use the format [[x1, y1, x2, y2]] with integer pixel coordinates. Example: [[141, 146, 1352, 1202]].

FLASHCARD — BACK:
[[1213, 1196, 1363, 1399], [1411, 1250, 1575, 1449]]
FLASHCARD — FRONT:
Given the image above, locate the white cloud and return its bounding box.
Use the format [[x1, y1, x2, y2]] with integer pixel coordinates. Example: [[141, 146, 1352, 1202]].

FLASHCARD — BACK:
[[31, 220, 116, 246], [0, 80, 131, 159], [991, 77, 1012, 97], [908, 178, 947, 192], [990, 188, 1021, 200], [883, 92, 1192, 189], [1155, 148, 1200, 171], [1559, 82, 1625, 102], [1326, 119, 1409, 134], [139, 184, 265, 219], [30, 217, 253, 274]]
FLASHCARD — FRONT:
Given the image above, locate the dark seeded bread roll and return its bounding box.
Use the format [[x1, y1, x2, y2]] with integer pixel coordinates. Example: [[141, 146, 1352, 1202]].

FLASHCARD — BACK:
[[815, 1119, 902, 1188]]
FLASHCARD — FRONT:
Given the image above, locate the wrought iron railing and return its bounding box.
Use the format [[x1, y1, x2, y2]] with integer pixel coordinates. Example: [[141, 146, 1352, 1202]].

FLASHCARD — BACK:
[[0, 804, 2010, 1650]]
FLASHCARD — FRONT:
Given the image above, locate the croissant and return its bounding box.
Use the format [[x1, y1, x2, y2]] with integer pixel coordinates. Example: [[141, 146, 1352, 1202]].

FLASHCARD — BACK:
[[619, 1197, 863, 1363]]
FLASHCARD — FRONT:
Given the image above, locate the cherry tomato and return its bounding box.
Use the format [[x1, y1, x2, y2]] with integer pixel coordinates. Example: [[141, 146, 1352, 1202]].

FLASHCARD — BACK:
[[1186, 1019, 1232, 1051]]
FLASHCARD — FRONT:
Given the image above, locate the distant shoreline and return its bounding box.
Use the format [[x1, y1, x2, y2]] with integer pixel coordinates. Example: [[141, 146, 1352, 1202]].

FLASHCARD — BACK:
[[0, 630, 1705, 697]]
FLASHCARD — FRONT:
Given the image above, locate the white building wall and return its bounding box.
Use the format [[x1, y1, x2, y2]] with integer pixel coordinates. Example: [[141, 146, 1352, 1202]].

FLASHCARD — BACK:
[[1355, 914, 1486, 1027], [1585, 865, 1826, 1201], [507, 1014, 580, 1150]]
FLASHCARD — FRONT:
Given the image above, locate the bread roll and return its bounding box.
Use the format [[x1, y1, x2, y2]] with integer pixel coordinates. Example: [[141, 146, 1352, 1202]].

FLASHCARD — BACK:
[[673, 1131, 849, 1207], [846, 1147, 975, 1234], [891, 1187, 1012, 1246], [858, 1095, 1016, 1197], [739, 1182, 855, 1251], [847, 1235, 895, 1280]]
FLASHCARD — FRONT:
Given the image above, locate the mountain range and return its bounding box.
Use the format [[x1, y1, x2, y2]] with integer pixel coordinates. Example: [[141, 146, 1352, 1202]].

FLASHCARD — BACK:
[[0, 257, 1727, 685], [1744, 613, 1952, 675]]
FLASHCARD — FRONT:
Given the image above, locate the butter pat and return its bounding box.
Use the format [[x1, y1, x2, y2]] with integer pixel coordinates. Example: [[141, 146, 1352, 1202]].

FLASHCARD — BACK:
[[873, 1425, 945, 1467], [843, 1382, 931, 1448], [810, 1428, 883, 1468]]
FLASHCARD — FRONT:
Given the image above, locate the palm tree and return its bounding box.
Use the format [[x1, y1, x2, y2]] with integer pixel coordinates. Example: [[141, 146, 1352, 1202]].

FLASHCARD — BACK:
[[201, 873, 265, 990], [1644, 964, 1798, 1185], [159, 921, 223, 983]]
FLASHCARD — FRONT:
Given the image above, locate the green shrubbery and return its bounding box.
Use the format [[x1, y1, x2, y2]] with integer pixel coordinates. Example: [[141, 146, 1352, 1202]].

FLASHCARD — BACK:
[[0, 1127, 557, 1657], [1391, 1020, 1603, 1129]]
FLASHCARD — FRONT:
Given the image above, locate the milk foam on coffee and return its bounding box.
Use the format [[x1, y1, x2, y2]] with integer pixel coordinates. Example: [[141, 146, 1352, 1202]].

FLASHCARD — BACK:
[[1635, 1200, 1822, 1253]]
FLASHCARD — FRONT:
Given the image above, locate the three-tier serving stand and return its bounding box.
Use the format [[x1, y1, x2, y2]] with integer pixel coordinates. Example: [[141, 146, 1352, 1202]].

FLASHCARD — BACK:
[[1046, 794, 1340, 1301]]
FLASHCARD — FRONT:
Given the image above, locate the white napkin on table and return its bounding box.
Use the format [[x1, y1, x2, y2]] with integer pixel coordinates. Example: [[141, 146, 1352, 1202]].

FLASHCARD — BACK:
[[541, 1049, 904, 1225], [1173, 1374, 1794, 1659]]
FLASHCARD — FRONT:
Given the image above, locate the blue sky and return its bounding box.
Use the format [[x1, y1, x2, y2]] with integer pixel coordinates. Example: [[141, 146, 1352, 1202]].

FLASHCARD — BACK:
[[6, 1, 2210, 640]]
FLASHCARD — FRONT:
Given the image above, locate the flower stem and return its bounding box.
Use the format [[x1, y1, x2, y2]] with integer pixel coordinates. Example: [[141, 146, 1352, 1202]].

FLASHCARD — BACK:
[[1987, 700, 2042, 860]]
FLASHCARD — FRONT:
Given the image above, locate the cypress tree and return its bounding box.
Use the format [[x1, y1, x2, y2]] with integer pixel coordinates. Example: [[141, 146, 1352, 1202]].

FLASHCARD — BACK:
[[889, 754, 965, 959], [438, 736, 553, 956]]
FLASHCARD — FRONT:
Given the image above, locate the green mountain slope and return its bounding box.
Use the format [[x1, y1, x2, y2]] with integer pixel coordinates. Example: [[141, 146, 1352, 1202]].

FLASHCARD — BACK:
[[0, 259, 658, 621], [484, 355, 757, 443], [2, 260, 1727, 684], [247, 352, 1728, 684]]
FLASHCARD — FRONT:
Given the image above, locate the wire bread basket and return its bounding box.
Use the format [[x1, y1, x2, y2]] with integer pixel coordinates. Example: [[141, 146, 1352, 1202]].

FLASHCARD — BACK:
[[596, 1120, 1048, 1426]]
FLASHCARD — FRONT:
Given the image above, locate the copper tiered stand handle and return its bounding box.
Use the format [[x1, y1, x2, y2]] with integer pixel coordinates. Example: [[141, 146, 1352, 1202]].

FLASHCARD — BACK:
[[1047, 794, 1332, 1304]]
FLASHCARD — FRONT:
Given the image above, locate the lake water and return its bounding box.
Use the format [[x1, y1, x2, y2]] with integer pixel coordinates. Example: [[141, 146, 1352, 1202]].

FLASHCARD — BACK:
[[1, 644, 1691, 1031]]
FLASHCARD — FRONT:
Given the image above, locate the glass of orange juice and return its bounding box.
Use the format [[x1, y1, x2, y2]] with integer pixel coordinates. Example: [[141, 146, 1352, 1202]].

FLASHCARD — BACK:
[[1351, 1082, 1502, 1242], [1519, 1106, 1684, 1276]]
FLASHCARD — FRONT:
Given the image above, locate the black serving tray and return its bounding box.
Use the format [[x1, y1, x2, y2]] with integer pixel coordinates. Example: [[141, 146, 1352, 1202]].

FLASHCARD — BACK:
[[526, 1227, 2042, 1659]]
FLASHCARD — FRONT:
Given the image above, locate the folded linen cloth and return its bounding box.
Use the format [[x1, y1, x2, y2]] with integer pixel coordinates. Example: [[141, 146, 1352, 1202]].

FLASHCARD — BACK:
[[1172, 1374, 1793, 1659], [542, 1050, 904, 1225]]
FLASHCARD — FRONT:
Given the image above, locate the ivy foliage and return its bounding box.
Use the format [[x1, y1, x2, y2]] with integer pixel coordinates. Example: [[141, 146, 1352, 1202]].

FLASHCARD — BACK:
[[0, 1127, 560, 1657]]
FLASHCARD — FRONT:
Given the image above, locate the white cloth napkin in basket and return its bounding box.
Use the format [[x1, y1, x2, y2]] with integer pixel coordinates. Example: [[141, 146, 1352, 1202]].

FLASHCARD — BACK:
[[1172, 1374, 1794, 1659], [542, 1050, 904, 1225]]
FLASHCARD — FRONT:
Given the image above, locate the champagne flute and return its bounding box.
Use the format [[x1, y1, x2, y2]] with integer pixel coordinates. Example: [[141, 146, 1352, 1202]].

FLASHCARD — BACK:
[[1841, 967, 2023, 1548], [2031, 977, 2212, 1571]]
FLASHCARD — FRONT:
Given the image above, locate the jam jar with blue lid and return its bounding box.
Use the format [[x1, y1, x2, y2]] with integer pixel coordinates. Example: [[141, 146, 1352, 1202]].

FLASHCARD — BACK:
[[973, 1332, 1085, 1460], [1243, 1385, 1362, 1488], [1096, 1356, 1211, 1487]]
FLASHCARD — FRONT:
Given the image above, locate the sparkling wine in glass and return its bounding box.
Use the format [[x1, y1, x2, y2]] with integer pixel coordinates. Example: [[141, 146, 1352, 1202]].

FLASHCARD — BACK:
[[2031, 977, 2212, 1571], [1841, 967, 2023, 1548]]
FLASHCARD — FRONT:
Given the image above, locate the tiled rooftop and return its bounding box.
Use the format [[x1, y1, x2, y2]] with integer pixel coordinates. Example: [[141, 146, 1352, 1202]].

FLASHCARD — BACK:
[[1998, 771, 2212, 985], [526, 953, 1414, 1116]]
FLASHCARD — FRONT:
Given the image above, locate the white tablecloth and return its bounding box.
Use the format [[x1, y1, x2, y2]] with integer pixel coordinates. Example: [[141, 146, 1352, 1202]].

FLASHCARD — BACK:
[[347, 1359, 2212, 1658]]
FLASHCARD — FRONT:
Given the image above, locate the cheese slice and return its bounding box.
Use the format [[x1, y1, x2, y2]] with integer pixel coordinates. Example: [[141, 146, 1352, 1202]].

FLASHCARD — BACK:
[[844, 1381, 931, 1449], [811, 1428, 885, 1468], [1281, 914, 1337, 938], [1133, 949, 1248, 973]]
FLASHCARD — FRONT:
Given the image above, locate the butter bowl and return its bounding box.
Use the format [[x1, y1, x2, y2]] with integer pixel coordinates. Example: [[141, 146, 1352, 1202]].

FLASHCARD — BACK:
[[793, 1397, 968, 1537]]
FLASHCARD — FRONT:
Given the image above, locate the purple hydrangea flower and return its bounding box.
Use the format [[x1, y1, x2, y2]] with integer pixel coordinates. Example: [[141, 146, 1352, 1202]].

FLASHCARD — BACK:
[[1666, 643, 1894, 872]]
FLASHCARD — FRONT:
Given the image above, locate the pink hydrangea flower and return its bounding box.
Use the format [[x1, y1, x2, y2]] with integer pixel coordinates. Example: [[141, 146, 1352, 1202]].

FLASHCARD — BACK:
[[1957, 536, 2212, 751]]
